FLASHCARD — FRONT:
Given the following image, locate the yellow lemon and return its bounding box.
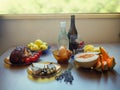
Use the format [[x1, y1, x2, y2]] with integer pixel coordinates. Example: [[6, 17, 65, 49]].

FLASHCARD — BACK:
[[42, 42, 48, 45], [27, 43, 34, 48], [40, 44, 48, 50], [30, 44, 39, 51], [84, 44, 94, 52], [34, 39, 43, 46]]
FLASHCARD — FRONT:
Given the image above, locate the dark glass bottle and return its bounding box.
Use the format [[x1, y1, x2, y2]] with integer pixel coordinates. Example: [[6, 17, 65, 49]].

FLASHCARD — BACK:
[[68, 15, 78, 52]]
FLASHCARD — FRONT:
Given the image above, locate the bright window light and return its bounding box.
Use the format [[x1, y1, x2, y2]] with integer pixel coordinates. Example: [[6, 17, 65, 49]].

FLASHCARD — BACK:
[[0, 0, 120, 14]]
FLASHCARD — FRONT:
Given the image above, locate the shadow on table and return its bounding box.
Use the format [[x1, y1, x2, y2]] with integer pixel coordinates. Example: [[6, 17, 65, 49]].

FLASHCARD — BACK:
[[60, 63, 69, 70], [27, 73, 58, 83], [4, 63, 29, 70], [98, 70, 119, 84], [75, 67, 119, 84]]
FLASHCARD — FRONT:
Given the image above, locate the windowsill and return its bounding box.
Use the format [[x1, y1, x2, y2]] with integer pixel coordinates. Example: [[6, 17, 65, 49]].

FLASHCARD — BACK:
[[0, 13, 120, 19]]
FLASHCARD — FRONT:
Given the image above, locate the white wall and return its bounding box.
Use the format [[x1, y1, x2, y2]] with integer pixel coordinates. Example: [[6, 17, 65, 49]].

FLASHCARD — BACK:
[[0, 18, 120, 55]]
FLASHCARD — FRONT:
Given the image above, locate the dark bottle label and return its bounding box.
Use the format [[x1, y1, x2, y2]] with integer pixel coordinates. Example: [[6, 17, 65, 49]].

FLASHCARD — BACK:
[[69, 35, 78, 51], [69, 35, 77, 42]]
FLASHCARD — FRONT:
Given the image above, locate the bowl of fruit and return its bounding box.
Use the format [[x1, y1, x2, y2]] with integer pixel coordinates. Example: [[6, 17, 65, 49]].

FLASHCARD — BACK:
[[27, 39, 50, 55], [52, 46, 72, 64]]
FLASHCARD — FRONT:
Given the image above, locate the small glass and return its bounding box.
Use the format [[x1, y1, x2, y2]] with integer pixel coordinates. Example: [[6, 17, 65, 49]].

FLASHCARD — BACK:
[[75, 37, 85, 54], [70, 36, 84, 55]]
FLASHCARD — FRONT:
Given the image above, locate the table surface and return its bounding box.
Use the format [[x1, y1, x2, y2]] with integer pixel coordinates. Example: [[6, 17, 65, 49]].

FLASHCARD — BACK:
[[0, 43, 120, 90]]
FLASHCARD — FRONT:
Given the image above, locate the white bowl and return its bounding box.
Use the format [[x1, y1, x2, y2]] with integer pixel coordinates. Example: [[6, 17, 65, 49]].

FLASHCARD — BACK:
[[74, 52, 99, 68]]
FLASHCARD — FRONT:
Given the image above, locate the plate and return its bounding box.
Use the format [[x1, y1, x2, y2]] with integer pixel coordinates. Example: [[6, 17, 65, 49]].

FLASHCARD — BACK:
[[27, 62, 62, 78], [4, 57, 31, 66]]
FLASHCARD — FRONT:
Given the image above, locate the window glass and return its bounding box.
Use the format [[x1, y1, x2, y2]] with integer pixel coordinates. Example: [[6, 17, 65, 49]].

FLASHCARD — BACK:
[[0, 0, 120, 14]]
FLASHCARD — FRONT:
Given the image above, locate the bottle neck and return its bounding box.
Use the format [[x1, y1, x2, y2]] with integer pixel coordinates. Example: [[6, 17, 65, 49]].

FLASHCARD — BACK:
[[68, 15, 78, 40], [60, 22, 66, 34], [70, 15, 76, 29]]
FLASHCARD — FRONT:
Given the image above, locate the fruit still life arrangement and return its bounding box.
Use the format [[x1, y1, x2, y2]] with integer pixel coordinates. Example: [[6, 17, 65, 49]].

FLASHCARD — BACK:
[[4, 38, 116, 73], [74, 44, 116, 72]]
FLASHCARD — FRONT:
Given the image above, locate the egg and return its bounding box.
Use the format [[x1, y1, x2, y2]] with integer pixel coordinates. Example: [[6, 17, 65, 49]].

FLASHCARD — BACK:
[[58, 46, 68, 56]]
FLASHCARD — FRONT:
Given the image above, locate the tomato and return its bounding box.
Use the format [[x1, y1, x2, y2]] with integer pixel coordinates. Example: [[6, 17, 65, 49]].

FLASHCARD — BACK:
[[38, 50, 42, 56], [34, 53, 39, 58], [30, 56, 38, 62], [34, 54, 39, 59], [25, 57, 31, 64]]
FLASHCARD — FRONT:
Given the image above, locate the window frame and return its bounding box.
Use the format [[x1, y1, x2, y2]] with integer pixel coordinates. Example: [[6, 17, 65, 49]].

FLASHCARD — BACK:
[[0, 13, 120, 19]]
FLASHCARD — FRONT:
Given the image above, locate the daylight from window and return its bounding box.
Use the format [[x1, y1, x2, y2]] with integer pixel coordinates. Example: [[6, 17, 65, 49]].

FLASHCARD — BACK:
[[0, 0, 120, 14]]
